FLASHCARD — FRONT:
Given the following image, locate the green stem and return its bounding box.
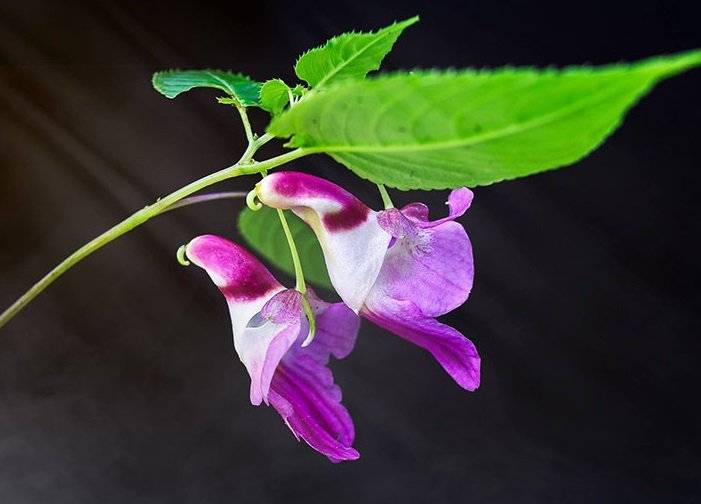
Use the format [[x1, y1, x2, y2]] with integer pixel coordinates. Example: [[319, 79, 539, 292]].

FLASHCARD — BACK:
[[236, 106, 255, 144], [0, 147, 308, 330], [239, 132, 275, 163], [274, 208, 317, 346], [377, 183, 394, 209], [275, 209, 306, 293]]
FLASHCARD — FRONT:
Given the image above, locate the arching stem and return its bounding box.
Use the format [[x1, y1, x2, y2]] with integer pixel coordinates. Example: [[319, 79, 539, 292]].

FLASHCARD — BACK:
[[0, 148, 308, 330]]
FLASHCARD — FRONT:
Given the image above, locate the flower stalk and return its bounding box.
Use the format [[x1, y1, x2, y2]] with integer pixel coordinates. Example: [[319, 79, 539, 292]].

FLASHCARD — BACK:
[[275, 207, 317, 345], [377, 183, 394, 209]]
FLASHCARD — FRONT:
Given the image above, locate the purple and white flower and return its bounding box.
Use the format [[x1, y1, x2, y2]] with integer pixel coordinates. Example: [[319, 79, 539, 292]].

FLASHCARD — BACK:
[[185, 235, 360, 461], [257, 172, 480, 391]]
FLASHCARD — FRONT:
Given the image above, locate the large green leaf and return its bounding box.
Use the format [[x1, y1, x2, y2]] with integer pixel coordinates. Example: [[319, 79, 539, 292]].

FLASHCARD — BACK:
[[272, 50, 701, 189], [152, 69, 261, 106], [295, 16, 419, 88], [238, 206, 332, 290]]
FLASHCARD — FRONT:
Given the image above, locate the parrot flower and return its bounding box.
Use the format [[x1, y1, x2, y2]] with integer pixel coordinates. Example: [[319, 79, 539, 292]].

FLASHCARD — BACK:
[[257, 172, 480, 391], [185, 235, 360, 461]]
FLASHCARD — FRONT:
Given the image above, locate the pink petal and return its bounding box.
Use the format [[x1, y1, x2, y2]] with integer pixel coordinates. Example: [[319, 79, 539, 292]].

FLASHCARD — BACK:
[[406, 188, 474, 228], [373, 210, 474, 318], [186, 235, 283, 301]]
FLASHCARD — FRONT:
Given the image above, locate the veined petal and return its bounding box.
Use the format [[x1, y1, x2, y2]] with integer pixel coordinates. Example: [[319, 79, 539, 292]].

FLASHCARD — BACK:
[[268, 362, 359, 462], [374, 209, 473, 317], [257, 172, 391, 312], [306, 291, 360, 361], [362, 296, 480, 391], [269, 295, 360, 461]]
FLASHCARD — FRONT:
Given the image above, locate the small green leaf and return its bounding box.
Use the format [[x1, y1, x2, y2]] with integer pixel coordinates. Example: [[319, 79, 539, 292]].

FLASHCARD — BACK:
[[295, 16, 419, 88], [260, 79, 291, 115], [238, 206, 332, 290], [272, 50, 701, 189], [152, 69, 261, 106], [291, 84, 307, 97]]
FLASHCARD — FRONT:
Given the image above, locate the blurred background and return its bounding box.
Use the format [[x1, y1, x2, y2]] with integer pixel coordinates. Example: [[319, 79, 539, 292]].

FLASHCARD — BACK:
[[1, 1, 700, 502]]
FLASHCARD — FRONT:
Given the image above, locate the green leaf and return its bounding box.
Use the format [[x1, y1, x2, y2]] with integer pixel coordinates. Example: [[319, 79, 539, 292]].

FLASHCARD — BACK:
[[295, 16, 419, 88], [272, 50, 701, 189], [152, 69, 261, 106], [260, 79, 290, 115], [238, 206, 333, 290]]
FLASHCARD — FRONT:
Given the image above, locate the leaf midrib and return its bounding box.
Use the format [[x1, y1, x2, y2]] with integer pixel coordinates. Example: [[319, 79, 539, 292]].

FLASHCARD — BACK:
[[313, 25, 404, 88], [300, 76, 649, 154], [205, 71, 243, 96]]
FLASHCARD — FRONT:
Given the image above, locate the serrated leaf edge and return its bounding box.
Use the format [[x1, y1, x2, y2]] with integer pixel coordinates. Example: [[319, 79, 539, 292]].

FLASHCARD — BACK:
[[294, 15, 419, 88]]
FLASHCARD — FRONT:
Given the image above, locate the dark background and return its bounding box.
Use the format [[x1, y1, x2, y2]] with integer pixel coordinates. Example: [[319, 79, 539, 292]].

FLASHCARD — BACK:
[[1, 0, 700, 502]]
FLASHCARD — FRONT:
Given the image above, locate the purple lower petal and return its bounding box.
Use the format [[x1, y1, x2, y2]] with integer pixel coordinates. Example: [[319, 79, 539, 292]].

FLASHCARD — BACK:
[[362, 298, 480, 391], [306, 293, 360, 360], [269, 355, 359, 462], [267, 298, 360, 461]]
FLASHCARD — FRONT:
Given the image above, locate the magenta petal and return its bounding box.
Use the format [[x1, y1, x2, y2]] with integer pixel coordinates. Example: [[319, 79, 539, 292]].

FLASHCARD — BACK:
[[257, 171, 371, 231], [362, 298, 480, 391], [186, 235, 283, 301], [268, 299, 360, 462]]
